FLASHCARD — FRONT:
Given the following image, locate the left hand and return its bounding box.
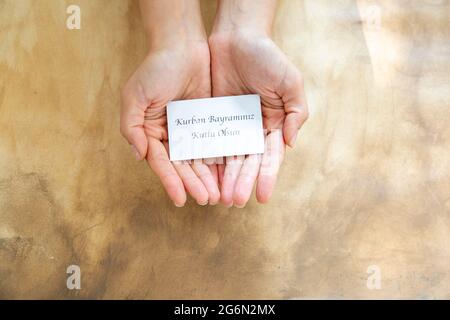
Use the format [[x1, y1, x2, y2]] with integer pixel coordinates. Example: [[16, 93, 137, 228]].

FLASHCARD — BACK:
[[209, 31, 309, 207]]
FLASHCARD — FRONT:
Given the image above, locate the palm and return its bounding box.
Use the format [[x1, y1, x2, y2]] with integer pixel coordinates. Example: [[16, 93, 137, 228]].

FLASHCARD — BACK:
[[212, 36, 287, 130], [210, 34, 308, 206], [137, 47, 211, 141], [121, 43, 220, 206]]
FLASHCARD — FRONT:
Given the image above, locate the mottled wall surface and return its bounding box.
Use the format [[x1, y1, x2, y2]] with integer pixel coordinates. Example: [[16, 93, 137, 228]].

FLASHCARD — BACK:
[[0, 0, 449, 299]]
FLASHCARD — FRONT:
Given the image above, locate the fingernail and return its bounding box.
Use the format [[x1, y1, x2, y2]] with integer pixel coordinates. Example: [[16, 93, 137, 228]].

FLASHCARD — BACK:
[[234, 204, 246, 209], [131, 145, 140, 160], [174, 202, 184, 208], [198, 200, 208, 206], [290, 131, 299, 147]]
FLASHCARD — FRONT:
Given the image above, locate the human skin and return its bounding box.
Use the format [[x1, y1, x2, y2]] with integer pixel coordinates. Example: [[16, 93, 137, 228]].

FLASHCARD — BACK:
[[120, 0, 220, 207], [209, 0, 309, 207]]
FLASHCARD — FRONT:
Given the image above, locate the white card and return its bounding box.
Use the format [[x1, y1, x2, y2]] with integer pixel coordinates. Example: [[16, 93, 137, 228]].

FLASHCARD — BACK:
[[167, 95, 264, 161]]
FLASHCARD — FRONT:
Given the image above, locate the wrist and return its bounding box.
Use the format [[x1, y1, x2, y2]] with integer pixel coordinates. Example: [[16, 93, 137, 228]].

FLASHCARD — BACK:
[[148, 36, 208, 55], [211, 24, 272, 40], [146, 25, 207, 53], [146, 38, 210, 72], [140, 0, 207, 52], [211, 0, 277, 38], [208, 29, 270, 57]]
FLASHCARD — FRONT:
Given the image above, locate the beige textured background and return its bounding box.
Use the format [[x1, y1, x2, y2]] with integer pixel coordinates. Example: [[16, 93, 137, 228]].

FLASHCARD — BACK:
[[0, 0, 449, 299]]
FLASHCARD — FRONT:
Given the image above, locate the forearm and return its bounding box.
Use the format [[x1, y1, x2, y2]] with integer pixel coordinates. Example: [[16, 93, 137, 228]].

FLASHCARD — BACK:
[[212, 0, 278, 37], [139, 0, 207, 50]]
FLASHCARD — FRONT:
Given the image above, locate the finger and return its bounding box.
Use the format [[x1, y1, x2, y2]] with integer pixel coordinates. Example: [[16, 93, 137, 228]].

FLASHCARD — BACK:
[[191, 160, 220, 205], [256, 130, 285, 203], [147, 138, 186, 207], [208, 164, 219, 186], [276, 65, 309, 147], [204, 157, 221, 165], [173, 160, 209, 206], [217, 162, 225, 188], [120, 83, 149, 160], [233, 154, 262, 208], [284, 108, 309, 147], [209, 157, 225, 187], [220, 155, 245, 207], [203, 157, 221, 186]]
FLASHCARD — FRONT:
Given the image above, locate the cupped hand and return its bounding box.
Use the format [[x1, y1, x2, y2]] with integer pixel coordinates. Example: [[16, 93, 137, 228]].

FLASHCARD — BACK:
[[121, 42, 220, 207], [209, 32, 309, 207]]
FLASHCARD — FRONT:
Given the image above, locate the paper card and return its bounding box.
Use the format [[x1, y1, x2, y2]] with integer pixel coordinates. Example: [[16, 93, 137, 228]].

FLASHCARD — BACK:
[[167, 94, 265, 161]]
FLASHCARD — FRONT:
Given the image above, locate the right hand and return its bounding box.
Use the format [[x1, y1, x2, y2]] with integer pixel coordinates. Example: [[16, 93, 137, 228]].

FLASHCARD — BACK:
[[120, 42, 220, 207]]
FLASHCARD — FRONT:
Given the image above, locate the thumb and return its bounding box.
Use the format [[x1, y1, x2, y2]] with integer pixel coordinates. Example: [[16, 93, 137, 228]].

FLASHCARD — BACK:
[[120, 86, 148, 160], [283, 109, 308, 148], [277, 64, 309, 147]]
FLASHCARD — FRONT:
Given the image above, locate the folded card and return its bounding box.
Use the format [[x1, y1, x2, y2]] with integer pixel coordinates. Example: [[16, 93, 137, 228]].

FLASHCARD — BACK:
[[167, 94, 265, 161]]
